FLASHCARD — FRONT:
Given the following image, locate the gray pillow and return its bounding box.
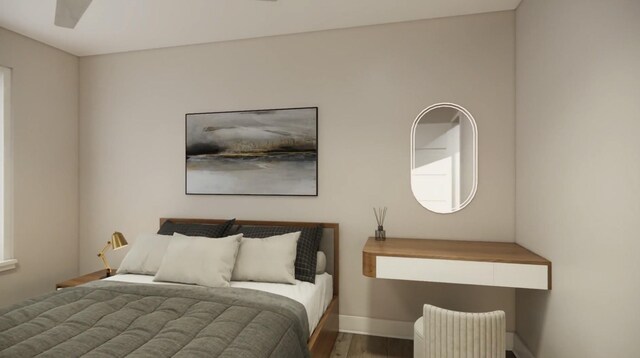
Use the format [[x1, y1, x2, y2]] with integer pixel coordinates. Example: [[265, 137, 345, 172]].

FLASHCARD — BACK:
[[157, 219, 235, 237], [232, 232, 300, 284], [117, 233, 172, 275], [153, 233, 242, 287], [233, 225, 323, 283], [316, 251, 327, 274]]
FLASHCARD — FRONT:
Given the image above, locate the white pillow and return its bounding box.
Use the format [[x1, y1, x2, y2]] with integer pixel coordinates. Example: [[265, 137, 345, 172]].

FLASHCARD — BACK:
[[153, 233, 242, 287], [117, 233, 172, 275], [316, 251, 327, 274], [232, 232, 300, 284]]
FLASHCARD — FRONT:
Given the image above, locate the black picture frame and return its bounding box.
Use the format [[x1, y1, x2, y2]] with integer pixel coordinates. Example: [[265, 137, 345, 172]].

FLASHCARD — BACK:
[[185, 107, 318, 196]]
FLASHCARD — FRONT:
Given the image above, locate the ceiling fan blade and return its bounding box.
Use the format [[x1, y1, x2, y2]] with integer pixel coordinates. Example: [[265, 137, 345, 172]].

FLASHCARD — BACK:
[[54, 0, 93, 29]]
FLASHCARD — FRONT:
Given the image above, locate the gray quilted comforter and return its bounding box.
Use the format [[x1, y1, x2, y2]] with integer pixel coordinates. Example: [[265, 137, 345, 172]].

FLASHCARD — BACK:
[[0, 281, 310, 358]]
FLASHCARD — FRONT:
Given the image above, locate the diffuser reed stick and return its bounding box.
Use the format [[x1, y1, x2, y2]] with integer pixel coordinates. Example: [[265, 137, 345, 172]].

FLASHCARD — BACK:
[[374, 207, 387, 241]]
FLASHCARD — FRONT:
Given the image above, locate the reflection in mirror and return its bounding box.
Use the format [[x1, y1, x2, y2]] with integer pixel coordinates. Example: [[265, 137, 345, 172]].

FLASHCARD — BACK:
[[411, 103, 477, 214]]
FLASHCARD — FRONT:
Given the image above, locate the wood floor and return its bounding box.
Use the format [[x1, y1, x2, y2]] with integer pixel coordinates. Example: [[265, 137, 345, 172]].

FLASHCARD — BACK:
[[329, 333, 517, 358], [330, 333, 412, 358]]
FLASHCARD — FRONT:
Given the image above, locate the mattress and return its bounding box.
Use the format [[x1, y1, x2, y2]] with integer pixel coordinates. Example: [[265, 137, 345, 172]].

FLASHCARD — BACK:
[[104, 272, 333, 335]]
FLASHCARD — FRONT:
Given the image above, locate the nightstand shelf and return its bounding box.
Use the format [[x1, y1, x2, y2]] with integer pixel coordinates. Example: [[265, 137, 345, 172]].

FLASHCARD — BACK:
[[56, 269, 110, 289]]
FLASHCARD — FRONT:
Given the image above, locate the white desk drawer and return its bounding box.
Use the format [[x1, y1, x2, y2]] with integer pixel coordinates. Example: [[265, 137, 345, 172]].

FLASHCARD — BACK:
[[494, 262, 548, 290], [376, 256, 495, 286], [375, 256, 549, 289]]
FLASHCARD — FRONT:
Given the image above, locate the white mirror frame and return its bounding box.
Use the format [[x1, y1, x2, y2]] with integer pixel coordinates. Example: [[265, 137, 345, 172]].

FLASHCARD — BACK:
[[410, 102, 478, 214]]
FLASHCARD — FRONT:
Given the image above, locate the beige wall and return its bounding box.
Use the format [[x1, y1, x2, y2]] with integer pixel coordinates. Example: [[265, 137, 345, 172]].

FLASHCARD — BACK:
[[460, 111, 474, 203], [79, 12, 517, 328], [515, 0, 640, 356], [0, 28, 79, 307]]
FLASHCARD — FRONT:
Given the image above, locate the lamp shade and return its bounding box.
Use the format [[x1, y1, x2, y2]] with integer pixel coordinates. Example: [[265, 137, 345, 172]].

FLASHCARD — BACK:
[[111, 232, 128, 250]]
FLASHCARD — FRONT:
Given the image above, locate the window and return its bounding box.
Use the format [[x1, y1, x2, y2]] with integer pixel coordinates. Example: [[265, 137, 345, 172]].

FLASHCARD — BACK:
[[0, 65, 15, 272]]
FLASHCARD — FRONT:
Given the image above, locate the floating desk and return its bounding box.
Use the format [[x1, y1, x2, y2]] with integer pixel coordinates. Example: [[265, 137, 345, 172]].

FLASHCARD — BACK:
[[363, 237, 551, 290]]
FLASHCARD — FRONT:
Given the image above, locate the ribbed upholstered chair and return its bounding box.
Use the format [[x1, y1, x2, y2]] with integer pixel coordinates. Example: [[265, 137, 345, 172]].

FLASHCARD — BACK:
[[414, 304, 506, 358]]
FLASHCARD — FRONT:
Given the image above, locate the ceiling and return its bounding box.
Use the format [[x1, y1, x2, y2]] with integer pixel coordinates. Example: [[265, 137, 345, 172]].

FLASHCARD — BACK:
[[0, 0, 521, 57]]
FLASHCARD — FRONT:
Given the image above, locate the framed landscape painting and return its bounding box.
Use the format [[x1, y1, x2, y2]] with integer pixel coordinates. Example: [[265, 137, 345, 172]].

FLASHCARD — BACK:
[[185, 107, 318, 196]]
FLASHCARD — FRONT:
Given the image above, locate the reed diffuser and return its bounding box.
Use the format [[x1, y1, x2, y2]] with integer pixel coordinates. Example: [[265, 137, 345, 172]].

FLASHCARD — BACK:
[[373, 207, 387, 241]]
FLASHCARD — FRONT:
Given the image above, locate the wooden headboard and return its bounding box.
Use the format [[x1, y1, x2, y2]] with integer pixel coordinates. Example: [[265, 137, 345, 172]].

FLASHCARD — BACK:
[[159, 218, 340, 296]]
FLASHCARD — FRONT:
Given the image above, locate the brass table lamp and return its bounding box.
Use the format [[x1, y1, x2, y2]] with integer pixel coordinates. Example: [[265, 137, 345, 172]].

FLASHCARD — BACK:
[[97, 232, 128, 276]]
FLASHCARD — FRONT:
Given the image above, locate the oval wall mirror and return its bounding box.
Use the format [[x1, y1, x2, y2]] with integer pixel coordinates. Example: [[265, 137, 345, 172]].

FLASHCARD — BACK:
[[410, 103, 478, 214]]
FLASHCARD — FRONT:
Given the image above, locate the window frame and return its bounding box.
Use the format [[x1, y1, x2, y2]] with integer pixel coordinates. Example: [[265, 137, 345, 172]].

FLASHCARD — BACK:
[[0, 65, 16, 272]]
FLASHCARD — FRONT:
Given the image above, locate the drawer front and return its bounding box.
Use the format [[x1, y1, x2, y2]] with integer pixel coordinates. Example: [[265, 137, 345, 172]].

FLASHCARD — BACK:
[[494, 262, 549, 290], [375, 256, 549, 289], [376, 256, 495, 286]]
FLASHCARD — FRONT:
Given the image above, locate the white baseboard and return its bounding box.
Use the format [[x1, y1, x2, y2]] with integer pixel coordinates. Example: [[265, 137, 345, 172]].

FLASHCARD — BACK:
[[513, 334, 535, 358], [506, 332, 515, 351], [338, 315, 514, 350], [339, 315, 414, 340]]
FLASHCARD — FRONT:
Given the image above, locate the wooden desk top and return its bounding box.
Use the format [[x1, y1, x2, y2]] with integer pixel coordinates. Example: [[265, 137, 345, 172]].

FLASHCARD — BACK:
[[363, 237, 550, 266]]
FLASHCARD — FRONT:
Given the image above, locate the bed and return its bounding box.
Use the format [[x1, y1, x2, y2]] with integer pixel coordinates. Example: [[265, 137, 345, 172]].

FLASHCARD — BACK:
[[0, 219, 340, 358]]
